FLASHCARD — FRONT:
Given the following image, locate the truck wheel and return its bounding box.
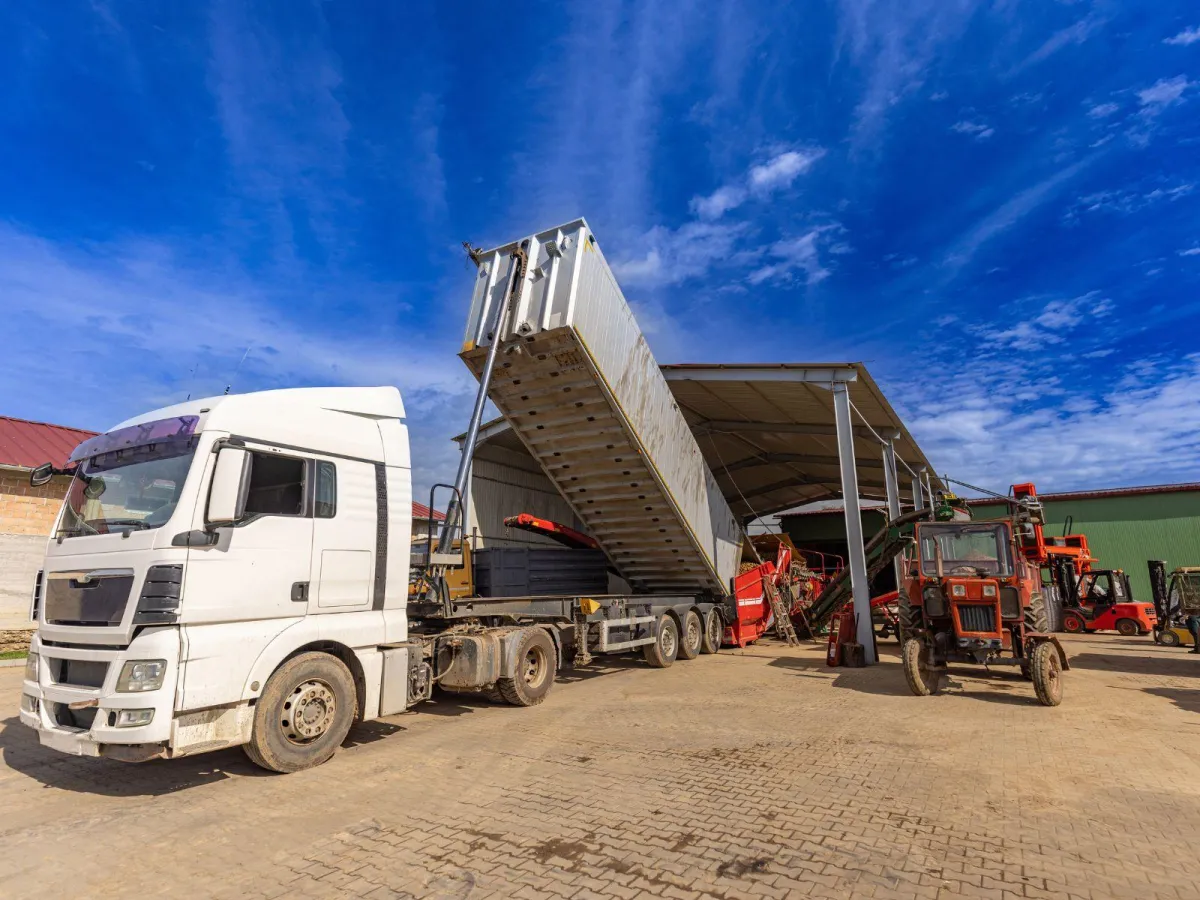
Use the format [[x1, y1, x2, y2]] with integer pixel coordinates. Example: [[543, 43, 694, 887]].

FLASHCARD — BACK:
[[700, 610, 722, 654], [1115, 618, 1139, 637], [498, 628, 557, 707], [243, 652, 357, 774], [901, 638, 940, 697], [1030, 641, 1063, 707], [1024, 592, 1050, 634], [1158, 629, 1181, 647], [644, 614, 679, 668], [678, 610, 702, 660], [1061, 613, 1085, 634]]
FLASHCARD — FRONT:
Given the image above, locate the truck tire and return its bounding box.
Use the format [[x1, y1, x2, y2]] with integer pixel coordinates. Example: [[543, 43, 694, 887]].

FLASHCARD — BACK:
[[243, 652, 357, 774], [1115, 618, 1140, 637], [700, 609, 722, 654], [1024, 592, 1050, 634], [1030, 641, 1063, 707], [678, 610, 702, 660], [901, 638, 941, 696], [498, 628, 557, 707], [644, 614, 679, 668]]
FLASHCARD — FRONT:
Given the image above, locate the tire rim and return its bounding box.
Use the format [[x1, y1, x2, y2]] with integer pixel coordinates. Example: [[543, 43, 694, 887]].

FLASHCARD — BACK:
[[661, 625, 677, 659], [282, 679, 336, 744], [524, 645, 547, 688], [686, 617, 700, 651]]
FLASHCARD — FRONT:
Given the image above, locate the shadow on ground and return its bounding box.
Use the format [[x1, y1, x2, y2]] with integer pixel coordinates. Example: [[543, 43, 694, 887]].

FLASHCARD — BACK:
[[1067, 652, 1200, 678], [1141, 687, 1200, 716]]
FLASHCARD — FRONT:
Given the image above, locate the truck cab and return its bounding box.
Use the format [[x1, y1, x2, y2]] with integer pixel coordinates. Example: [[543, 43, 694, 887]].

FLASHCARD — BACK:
[[20, 386, 420, 771]]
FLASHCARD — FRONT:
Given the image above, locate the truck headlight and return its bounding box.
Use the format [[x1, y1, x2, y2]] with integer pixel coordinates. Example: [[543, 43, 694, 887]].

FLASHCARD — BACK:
[[24, 652, 38, 683], [114, 709, 154, 728], [116, 660, 167, 692]]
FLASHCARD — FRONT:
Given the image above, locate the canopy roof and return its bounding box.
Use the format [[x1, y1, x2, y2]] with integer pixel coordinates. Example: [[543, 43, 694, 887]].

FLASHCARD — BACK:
[[466, 362, 941, 522]]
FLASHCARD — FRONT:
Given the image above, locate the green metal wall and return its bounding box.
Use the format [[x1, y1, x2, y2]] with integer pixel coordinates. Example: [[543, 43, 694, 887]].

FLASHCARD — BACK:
[[970, 490, 1200, 601]]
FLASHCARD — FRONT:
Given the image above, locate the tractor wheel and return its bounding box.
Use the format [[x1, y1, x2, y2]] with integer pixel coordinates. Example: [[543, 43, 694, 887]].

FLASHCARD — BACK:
[[700, 609, 723, 654], [901, 638, 941, 697], [1115, 618, 1140, 637], [898, 592, 921, 642], [1030, 641, 1063, 707], [678, 610, 702, 660], [1061, 612, 1086, 634], [1024, 592, 1051, 634], [1158, 629, 1182, 648]]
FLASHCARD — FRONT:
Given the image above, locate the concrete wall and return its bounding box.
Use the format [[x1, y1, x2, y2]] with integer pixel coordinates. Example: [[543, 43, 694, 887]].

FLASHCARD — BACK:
[[0, 534, 43, 630]]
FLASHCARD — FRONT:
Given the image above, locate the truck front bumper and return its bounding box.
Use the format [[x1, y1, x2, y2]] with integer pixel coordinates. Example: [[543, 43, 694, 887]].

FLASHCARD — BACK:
[[19, 628, 180, 760]]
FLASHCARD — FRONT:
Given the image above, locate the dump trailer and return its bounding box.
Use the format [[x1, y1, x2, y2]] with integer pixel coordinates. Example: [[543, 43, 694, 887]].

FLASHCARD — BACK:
[[18, 220, 738, 774], [460, 219, 743, 597]]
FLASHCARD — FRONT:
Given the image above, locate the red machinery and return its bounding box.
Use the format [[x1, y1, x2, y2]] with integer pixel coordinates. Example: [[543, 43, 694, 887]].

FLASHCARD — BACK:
[[726, 541, 794, 648], [502, 513, 602, 550], [1010, 484, 1156, 636]]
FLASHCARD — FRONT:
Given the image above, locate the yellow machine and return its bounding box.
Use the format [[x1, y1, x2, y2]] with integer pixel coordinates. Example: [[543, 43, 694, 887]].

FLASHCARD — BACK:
[[1149, 561, 1200, 647]]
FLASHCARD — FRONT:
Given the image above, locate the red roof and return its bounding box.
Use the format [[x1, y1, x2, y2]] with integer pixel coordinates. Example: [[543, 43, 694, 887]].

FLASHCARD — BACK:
[[412, 501, 446, 522], [0, 415, 97, 470]]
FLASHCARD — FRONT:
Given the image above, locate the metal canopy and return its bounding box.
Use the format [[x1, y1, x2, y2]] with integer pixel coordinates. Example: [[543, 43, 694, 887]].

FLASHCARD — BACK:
[[660, 363, 941, 520]]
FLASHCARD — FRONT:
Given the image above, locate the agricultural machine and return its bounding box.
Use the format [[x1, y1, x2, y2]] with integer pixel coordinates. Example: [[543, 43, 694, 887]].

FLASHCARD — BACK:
[[1149, 560, 1200, 650], [897, 491, 1069, 706]]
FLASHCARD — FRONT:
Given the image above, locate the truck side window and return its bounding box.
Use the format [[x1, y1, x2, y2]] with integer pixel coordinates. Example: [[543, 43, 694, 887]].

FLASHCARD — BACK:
[[315, 461, 336, 518], [244, 452, 305, 517]]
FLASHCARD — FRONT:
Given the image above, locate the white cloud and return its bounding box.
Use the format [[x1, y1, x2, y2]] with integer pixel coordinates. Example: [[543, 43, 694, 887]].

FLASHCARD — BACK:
[[950, 120, 994, 140], [748, 149, 826, 192], [1164, 26, 1200, 46], [689, 185, 748, 220], [1087, 102, 1119, 118], [610, 221, 750, 288], [970, 292, 1111, 350], [1137, 76, 1193, 112], [1066, 182, 1195, 220], [1180, 247, 1200, 257], [747, 230, 834, 287], [1011, 12, 1106, 74]]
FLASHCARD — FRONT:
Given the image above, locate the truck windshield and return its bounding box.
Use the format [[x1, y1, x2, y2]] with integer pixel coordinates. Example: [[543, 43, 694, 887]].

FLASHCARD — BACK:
[[919, 524, 1012, 577], [57, 440, 197, 538]]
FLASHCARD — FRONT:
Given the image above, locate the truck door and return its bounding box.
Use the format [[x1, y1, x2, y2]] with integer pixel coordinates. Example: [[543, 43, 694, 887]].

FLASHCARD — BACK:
[[307, 456, 378, 613]]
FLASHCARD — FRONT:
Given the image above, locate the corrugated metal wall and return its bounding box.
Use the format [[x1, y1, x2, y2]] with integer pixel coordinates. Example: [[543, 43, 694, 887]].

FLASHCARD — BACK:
[[972, 489, 1200, 601], [467, 457, 587, 549]]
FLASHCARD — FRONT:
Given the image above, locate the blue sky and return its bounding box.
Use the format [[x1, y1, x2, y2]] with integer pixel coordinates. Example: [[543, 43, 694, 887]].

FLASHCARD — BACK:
[[2, 1, 1199, 496]]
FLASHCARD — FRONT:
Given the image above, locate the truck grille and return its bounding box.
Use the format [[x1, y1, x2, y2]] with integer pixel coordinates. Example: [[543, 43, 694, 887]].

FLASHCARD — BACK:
[[45, 571, 134, 626], [958, 604, 995, 633], [54, 659, 109, 689]]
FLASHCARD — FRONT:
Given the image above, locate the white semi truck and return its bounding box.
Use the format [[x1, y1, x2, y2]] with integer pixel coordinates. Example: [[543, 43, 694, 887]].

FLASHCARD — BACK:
[[19, 219, 746, 773]]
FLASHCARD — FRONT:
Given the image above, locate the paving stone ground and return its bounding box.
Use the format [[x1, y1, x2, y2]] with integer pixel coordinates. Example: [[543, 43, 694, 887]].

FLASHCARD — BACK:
[[1, 632, 1197, 899]]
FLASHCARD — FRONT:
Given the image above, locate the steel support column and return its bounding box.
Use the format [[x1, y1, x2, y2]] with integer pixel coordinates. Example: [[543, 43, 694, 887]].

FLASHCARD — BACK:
[[833, 382, 875, 663], [912, 468, 926, 511]]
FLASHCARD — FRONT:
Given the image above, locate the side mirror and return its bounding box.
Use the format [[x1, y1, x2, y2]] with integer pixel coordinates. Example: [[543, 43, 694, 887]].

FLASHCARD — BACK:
[[206, 447, 251, 526], [29, 463, 55, 487]]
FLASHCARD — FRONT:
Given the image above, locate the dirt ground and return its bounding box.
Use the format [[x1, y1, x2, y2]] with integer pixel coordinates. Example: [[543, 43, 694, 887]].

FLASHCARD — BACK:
[[1, 632, 1197, 899]]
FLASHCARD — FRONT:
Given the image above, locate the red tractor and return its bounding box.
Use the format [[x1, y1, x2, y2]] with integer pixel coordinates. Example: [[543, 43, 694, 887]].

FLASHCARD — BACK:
[[899, 495, 1068, 706]]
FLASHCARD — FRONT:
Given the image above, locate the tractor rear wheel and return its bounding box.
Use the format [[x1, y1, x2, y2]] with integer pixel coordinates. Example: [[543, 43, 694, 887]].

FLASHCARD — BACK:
[[1024, 592, 1051, 634], [1030, 641, 1063, 707], [1115, 618, 1140, 637], [901, 638, 941, 697], [898, 591, 920, 642]]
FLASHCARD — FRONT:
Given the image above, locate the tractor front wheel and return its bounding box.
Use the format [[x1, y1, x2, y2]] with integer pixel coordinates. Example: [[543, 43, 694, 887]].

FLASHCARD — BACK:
[[901, 638, 941, 697], [1030, 641, 1064, 707]]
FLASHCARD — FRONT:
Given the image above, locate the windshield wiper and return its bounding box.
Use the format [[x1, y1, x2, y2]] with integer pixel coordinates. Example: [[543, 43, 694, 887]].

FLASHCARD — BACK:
[[102, 519, 152, 531]]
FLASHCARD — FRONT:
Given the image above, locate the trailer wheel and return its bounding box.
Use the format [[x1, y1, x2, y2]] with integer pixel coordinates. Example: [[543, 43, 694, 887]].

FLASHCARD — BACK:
[[700, 610, 722, 654], [901, 638, 940, 697], [678, 611, 702, 660], [644, 614, 679, 668], [498, 628, 557, 707], [243, 652, 357, 773], [1115, 618, 1139, 637], [1030, 641, 1063, 707], [1158, 629, 1181, 647]]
